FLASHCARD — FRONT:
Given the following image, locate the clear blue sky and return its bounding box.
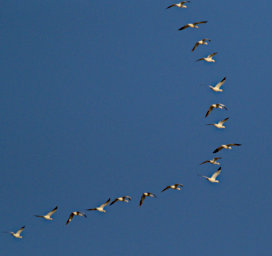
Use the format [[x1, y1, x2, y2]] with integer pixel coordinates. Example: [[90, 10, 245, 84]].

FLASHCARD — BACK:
[[1, 1, 272, 255]]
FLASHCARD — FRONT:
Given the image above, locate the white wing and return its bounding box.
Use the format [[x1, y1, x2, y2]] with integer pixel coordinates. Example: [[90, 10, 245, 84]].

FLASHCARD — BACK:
[[215, 77, 226, 89], [47, 206, 58, 217], [218, 117, 229, 125], [211, 168, 221, 180], [15, 226, 25, 235]]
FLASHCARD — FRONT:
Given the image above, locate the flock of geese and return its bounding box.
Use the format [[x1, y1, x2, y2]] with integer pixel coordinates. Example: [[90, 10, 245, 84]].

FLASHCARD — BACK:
[[4, 1, 241, 240]]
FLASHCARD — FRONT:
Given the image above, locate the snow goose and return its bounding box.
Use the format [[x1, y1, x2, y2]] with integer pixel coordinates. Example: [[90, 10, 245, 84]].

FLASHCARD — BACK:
[[213, 144, 241, 153], [161, 184, 183, 192], [87, 198, 111, 213], [197, 52, 217, 62], [200, 167, 221, 183], [207, 117, 229, 129], [192, 38, 211, 52], [178, 21, 208, 31], [166, 1, 190, 9], [110, 196, 131, 206], [4, 226, 25, 239], [35, 206, 58, 221], [139, 192, 157, 207], [200, 157, 222, 165], [209, 77, 226, 92], [66, 211, 87, 225], [205, 103, 228, 118]]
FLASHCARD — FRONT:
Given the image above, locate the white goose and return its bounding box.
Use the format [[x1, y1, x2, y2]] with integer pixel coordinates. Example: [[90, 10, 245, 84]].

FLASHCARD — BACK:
[[139, 192, 157, 207], [66, 211, 87, 225], [5, 226, 25, 239], [200, 157, 222, 165], [200, 167, 221, 183], [110, 196, 131, 206], [197, 52, 217, 63], [35, 206, 58, 220], [192, 38, 211, 52], [166, 1, 190, 9], [209, 77, 226, 92], [161, 184, 183, 192], [205, 103, 228, 118], [87, 198, 111, 213], [213, 143, 241, 153], [207, 117, 229, 129], [178, 21, 208, 31]]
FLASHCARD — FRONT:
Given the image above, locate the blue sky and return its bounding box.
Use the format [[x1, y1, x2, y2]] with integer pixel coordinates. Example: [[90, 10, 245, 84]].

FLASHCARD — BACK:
[[1, 0, 272, 255]]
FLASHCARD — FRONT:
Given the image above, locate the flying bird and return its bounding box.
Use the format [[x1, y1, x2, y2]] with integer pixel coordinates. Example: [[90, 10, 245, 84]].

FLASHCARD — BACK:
[[205, 103, 228, 118], [4, 226, 25, 239], [207, 117, 229, 129], [200, 167, 221, 183], [178, 21, 208, 31], [139, 192, 156, 207], [166, 1, 190, 9], [110, 196, 131, 206], [213, 144, 241, 153], [196, 52, 217, 63], [209, 77, 226, 92], [192, 38, 211, 52], [200, 157, 222, 165], [86, 198, 111, 212], [161, 184, 184, 192], [66, 211, 87, 225], [35, 206, 58, 221]]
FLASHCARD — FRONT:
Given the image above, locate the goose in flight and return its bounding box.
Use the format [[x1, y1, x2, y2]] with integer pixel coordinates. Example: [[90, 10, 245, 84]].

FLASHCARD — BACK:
[[110, 196, 131, 206], [200, 157, 222, 165], [161, 184, 184, 192], [209, 77, 226, 92], [35, 206, 58, 221], [196, 52, 217, 62], [66, 211, 87, 225], [87, 198, 111, 213], [178, 21, 208, 31], [200, 167, 221, 183], [205, 103, 228, 118], [139, 192, 157, 207], [207, 117, 229, 129], [166, 1, 190, 9], [4, 226, 25, 239], [213, 143, 241, 153], [192, 38, 211, 52]]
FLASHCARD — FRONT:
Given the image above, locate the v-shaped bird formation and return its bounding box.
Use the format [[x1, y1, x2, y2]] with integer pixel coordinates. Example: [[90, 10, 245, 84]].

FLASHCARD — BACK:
[[4, 1, 242, 241]]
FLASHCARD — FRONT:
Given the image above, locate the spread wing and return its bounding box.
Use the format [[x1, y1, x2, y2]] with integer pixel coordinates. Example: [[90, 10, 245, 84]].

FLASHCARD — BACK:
[[100, 198, 111, 208], [178, 24, 189, 31], [196, 58, 204, 62], [227, 143, 241, 147], [205, 105, 214, 117], [47, 206, 58, 217], [211, 167, 221, 180], [218, 117, 229, 125], [110, 198, 119, 206], [66, 213, 74, 225], [194, 21, 208, 25], [215, 77, 226, 89], [161, 186, 171, 192], [200, 160, 210, 165], [192, 42, 200, 52], [213, 145, 223, 153], [208, 52, 217, 57], [166, 4, 176, 9], [16, 226, 25, 235], [214, 157, 222, 161], [139, 194, 146, 206]]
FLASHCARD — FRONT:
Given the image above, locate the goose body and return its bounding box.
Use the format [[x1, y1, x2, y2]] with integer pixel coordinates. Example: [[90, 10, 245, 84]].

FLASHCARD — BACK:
[[200, 157, 222, 165], [161, 184, 183, 192], [139, 192, 156, 207], [8, 226, 25, 239], [213, 143, 241, 153], [110, 196, 131, 206], [178, 21, 207, 31], [66, 211, 87, 225], [205, 103, 227, 118]]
